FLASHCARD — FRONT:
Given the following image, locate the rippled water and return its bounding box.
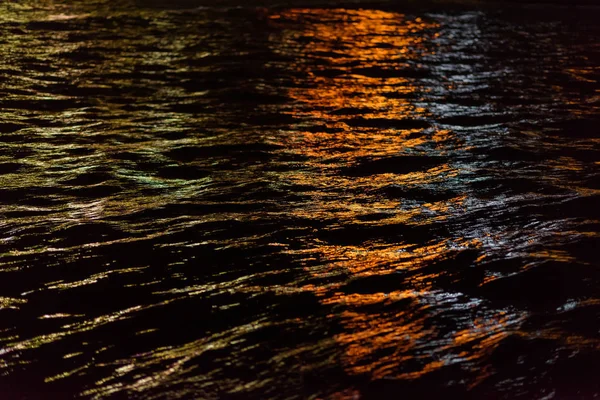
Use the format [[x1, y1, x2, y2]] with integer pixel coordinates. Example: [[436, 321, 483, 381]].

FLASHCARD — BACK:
[[0, 1, 599, 398]]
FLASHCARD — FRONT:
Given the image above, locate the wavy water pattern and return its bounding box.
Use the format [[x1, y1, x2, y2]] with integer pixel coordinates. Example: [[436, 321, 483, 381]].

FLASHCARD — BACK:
[[0, 2, 599, 399]]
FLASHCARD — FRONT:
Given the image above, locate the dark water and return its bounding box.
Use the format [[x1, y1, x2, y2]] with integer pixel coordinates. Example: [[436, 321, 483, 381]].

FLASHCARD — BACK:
[[0, 1, 599, 399]]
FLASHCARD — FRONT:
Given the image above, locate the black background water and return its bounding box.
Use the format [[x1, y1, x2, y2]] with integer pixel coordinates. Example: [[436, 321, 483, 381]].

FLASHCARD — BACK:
[[0, 1, 599, 398]]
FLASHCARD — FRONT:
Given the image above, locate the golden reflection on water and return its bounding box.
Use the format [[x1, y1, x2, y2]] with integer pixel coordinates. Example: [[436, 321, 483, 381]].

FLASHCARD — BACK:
[[270, 7, 465, 234], [268, 8, 504, 383], [278, 8, 437, 140]]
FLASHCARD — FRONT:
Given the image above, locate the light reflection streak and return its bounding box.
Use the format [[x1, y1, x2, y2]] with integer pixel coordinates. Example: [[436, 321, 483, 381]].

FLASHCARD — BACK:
[[0, 296, 27, 310], [269, 8, 532, 385]]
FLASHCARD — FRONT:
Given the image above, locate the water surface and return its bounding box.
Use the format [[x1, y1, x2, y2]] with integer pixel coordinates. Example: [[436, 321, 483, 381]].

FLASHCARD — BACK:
[[0, 1, 599, 399]]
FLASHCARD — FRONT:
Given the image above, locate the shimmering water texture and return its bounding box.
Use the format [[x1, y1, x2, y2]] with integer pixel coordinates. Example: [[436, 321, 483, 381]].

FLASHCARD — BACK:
[[0, 2, 599, 399]]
